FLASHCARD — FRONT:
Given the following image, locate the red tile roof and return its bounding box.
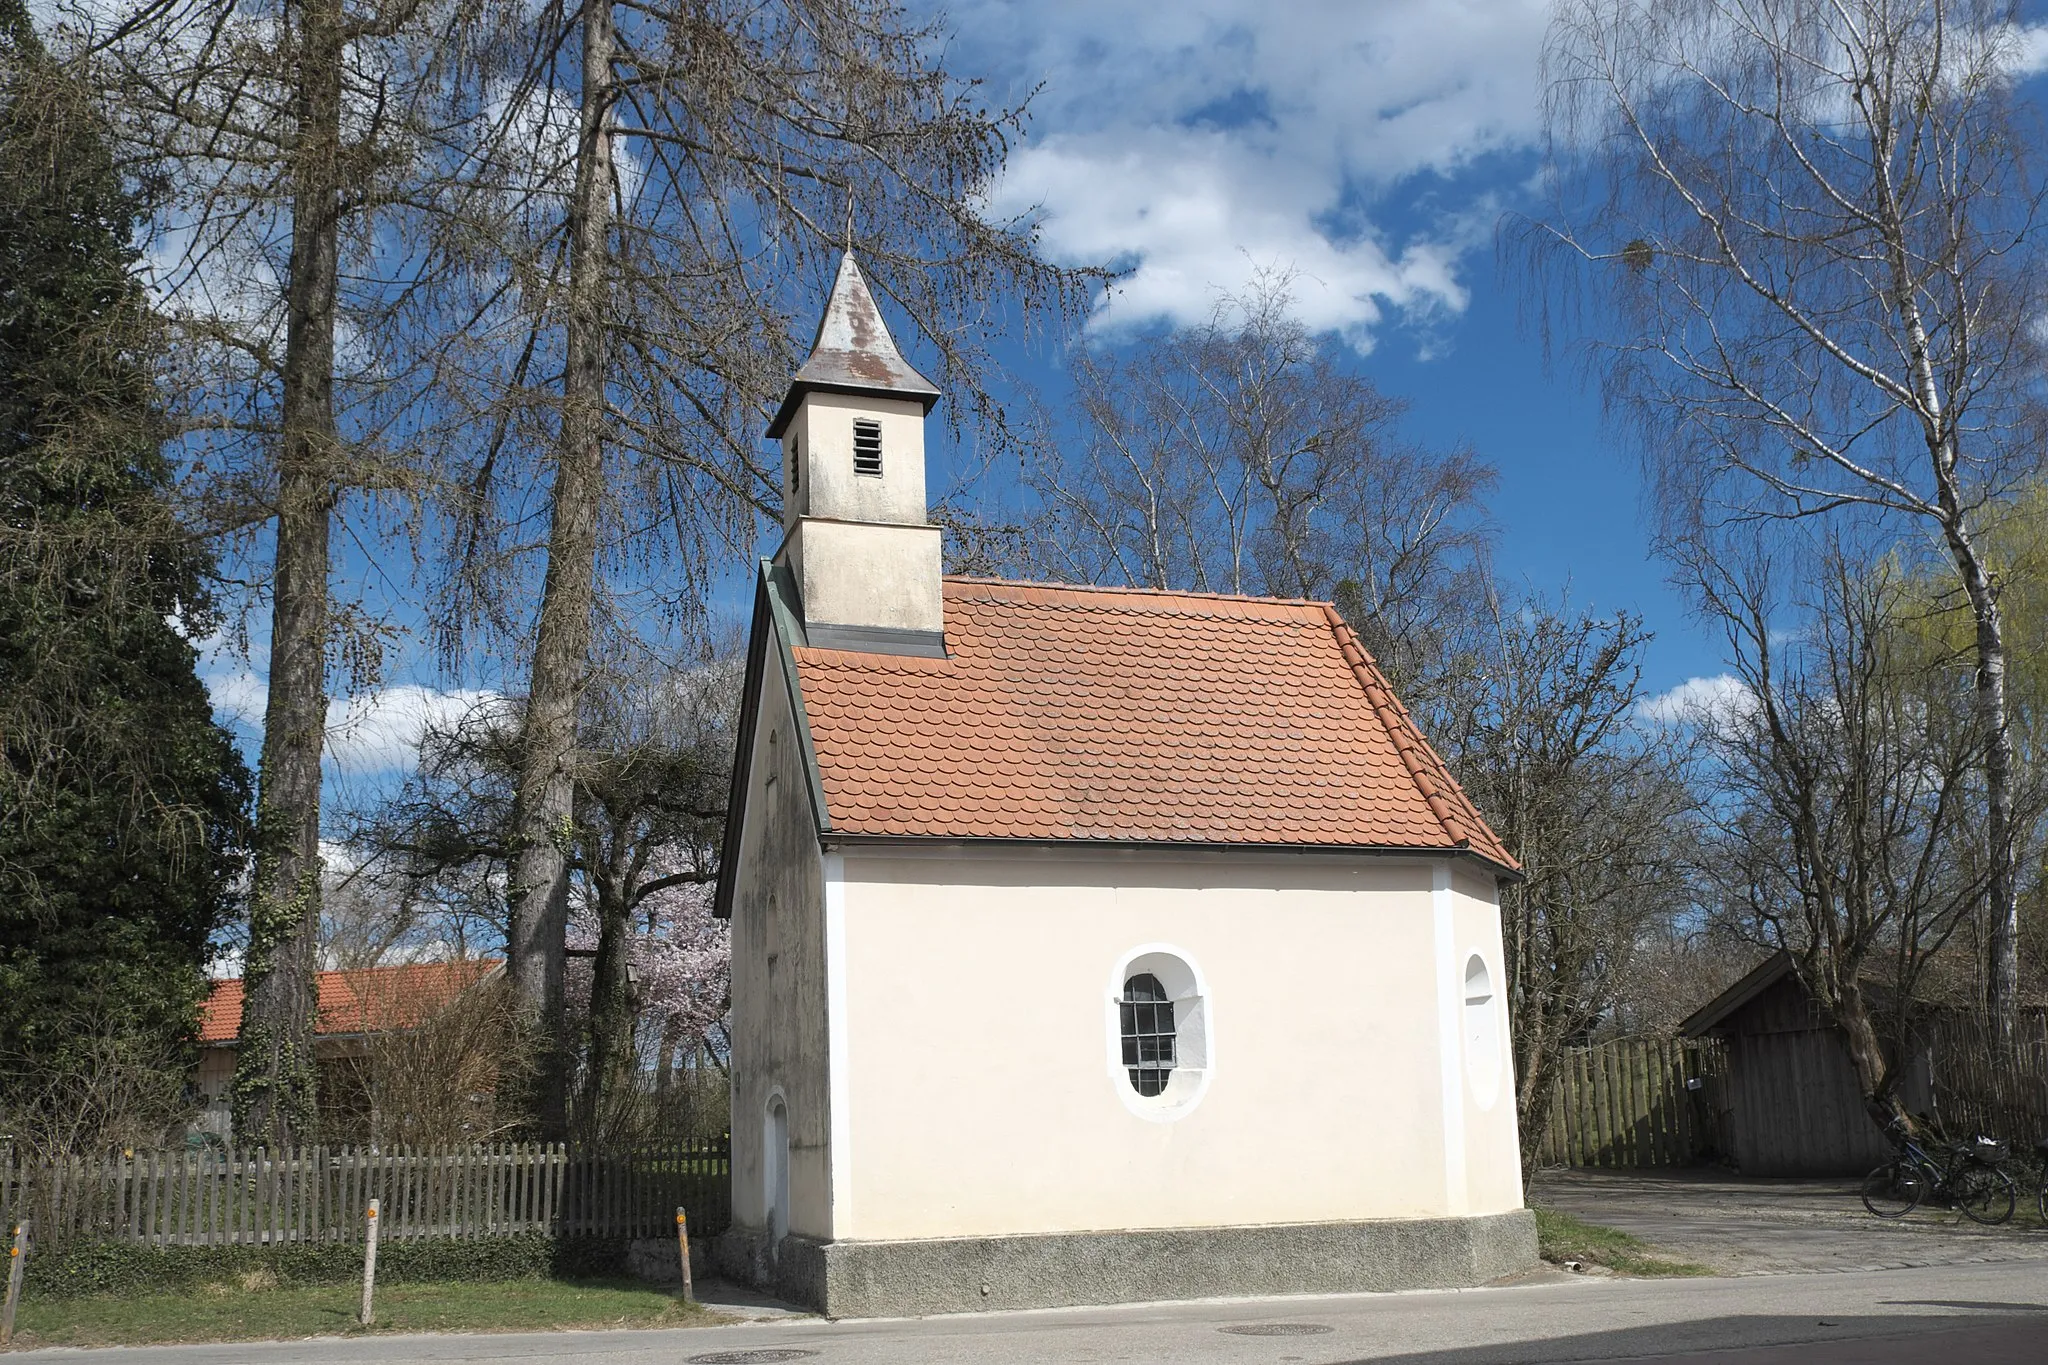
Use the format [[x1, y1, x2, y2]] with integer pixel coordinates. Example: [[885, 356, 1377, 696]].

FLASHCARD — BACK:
[[199, 959, 500, 1044], [790, 579, 1514, 867]]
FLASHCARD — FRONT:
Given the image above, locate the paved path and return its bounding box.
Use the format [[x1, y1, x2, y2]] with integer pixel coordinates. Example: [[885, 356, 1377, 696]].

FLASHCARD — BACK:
[[11, 1259, 2048, 1363], [1530, 1166, 2048, 1275]]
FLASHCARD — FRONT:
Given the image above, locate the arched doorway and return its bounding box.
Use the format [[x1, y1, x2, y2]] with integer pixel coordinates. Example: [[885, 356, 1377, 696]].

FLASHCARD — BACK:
[[764, 1094, 789, 1244]]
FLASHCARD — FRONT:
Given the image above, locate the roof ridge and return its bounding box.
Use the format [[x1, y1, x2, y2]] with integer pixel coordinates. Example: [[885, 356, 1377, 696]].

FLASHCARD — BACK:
[[327, 958, 497, 977], [200, 958, 500, 1042], [1317, 604, 1516, 870], [944, 575, 1323, 609], [209, 958, 500, 990]]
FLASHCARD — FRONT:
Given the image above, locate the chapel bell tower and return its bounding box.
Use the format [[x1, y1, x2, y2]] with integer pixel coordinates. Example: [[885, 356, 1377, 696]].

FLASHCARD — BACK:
[[766, 254, 945, 656]]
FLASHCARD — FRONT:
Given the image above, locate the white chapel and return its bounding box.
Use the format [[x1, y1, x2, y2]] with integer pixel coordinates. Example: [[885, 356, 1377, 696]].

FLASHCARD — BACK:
[[712, 255, 1534, 1316]]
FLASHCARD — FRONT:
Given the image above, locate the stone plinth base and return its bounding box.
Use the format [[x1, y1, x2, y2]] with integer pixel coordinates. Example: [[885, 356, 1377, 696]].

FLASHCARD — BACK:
[[716, 1210, 1538, 1318]]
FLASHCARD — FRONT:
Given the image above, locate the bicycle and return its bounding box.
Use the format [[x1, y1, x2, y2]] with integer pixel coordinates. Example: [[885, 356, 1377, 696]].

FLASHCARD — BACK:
[[1860, 1119, 2017, 1225]]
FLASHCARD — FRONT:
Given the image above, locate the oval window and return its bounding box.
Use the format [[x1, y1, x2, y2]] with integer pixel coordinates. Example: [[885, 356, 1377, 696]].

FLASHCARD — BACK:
[[1463, 953, 1502, 1105], [1105, 947, 1212, 1120]]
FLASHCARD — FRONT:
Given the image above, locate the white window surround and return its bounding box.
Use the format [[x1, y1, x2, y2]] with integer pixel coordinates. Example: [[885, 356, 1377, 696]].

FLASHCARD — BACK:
[[1463, 953, 1503, 1108], [1103, 944, 1213, 1122]]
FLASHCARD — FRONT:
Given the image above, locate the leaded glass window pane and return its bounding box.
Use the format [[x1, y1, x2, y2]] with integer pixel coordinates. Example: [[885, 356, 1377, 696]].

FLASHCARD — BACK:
[[1121, 972, 1176, 1097]]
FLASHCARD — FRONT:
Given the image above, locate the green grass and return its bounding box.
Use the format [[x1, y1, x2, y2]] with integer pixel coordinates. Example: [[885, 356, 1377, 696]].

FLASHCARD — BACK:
[[1533, 1206, 1715, 1278], [4, 1276, 728, 1350]]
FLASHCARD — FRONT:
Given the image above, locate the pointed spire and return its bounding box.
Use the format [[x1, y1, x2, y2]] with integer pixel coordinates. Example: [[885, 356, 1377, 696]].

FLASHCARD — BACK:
[[766, 253, 940, 438]]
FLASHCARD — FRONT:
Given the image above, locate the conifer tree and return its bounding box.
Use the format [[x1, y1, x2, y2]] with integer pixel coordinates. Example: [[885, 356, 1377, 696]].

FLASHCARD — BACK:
[[0, 0, 250, 1098]]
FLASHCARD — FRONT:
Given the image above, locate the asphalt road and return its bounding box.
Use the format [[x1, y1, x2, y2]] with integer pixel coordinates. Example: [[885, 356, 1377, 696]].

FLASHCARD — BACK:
[[14, 1259, 2048, 1365], [1530, 1167, 2048, 1276]]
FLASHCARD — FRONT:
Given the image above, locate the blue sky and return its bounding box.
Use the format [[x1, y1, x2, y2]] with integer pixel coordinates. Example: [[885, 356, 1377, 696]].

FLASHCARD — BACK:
[[929, 0, 1719, 683], [198, 0, 2048, 796], [915, 0, 2046, 704]]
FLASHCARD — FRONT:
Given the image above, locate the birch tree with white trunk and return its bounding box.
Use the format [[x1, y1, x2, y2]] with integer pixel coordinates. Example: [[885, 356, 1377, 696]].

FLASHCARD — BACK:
[[1532, 0, 2048, 1027]]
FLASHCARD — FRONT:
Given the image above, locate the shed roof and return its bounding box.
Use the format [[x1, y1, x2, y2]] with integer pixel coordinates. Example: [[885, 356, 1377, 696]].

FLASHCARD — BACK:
[[199, 959, 500, 1044], [765, 253, 939, 439], [1679, 952, 1796, 1038], [1679, 952, 1954, 1038]]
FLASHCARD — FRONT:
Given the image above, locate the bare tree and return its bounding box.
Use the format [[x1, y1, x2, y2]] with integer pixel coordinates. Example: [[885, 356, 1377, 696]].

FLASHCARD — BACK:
[[1437, 591, 1694, 1173], [358, 652, 736, 1141], [1532, 0, 2048, 1025], [422, 0, 1103, 1132], [497, 0, 620, 1139], [1684, 529, 1988, 1123], [0, 1006, 197, 1162], [566, 659, 731, 1143], [1035, 272, 1496, 706], [1604, 919, 1756, 1035], [323, 969, 529, 1147], [66, 0, 499, 1143], [319, 848, 500, 974]]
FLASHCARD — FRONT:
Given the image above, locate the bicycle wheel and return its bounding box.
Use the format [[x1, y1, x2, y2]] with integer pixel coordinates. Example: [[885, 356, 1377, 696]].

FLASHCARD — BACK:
[[2038, 1179, 2048, 1225], [1953, 1163, 2017, 1225], [1862, 1161, 1926, 1218]]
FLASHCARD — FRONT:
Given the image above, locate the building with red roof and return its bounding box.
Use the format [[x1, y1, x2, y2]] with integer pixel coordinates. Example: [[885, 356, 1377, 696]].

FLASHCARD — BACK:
[[712, 256, 1533, 1316], [192, 959, 501, 1142]]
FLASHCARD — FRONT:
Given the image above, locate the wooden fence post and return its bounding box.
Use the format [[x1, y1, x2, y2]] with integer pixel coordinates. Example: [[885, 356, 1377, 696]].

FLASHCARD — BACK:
[[359, 1198, 381, 1326], [2, 1220, 27, 1346], [675, 1207, 694, 1303]]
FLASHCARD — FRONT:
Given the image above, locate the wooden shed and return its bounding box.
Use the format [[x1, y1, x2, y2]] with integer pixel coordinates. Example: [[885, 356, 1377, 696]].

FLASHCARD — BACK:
[[1680, 953, 1930, 1176]]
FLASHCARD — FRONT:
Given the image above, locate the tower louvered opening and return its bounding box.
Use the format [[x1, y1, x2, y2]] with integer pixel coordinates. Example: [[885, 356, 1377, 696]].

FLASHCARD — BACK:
[[852, 418, 883, 476]]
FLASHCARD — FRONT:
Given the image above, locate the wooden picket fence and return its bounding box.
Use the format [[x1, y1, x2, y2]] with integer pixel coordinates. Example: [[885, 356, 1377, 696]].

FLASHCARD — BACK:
[[0, 1138, 731, 1249], [1533, 1037, 1732, 1169], [1920, 1008, 2048, 1148]]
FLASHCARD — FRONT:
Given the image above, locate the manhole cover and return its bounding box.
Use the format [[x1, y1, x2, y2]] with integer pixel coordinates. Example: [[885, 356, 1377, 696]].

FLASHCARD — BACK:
[[687, 1352, 819, 1364], [1218, 1323, 1334, 1337]]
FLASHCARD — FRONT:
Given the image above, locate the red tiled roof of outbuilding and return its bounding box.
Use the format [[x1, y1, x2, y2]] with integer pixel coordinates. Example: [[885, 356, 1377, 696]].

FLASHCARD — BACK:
[[199, 959, 500, 1044], [790, 578, 1514, 868]]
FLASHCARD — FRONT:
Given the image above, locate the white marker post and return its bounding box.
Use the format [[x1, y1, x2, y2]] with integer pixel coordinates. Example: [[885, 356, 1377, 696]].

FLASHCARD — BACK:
[[359, 1199, 381, 1326], [1, 1221, 26, 1346], [675, 1207, 694, 1303]]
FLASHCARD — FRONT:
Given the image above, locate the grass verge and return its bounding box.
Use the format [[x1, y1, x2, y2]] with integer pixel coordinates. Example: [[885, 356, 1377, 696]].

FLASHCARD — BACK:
[[1533, 1206, 1715, 1278], [4, 1276, 726, 1350]]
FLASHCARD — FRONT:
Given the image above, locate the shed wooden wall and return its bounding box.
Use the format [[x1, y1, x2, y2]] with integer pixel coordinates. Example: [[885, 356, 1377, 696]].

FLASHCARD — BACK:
[[1721, 976, 1926, 1176]]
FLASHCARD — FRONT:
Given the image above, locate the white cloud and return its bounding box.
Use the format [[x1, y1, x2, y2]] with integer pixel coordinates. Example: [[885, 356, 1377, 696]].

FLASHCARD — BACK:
[[1636, 673, 1751, 728], [325, 685, 499, 775], [199, 667, 496, 777], [202, 666, 269, 731], [2009, 23, 2048, 76], [950, 0, 1550, 344]]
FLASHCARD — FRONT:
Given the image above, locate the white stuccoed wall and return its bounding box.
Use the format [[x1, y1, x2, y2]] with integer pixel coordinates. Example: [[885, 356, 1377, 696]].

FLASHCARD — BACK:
[[781, 393, 929, 528], [781, 518, 943, 635], [1453, 861, 1526, 1216], [819, 846, 1523, 1243], [776, 390, 942, 634], [726, 669, 834, 1242]]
